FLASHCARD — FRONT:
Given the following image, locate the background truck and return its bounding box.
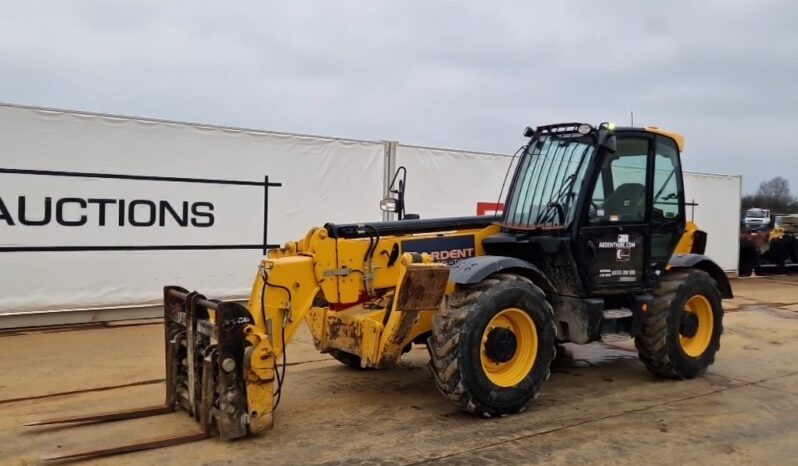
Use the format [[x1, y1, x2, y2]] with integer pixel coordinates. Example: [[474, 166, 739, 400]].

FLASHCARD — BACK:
[[742, 208, 771, 232], [739, 212, 798, 275]]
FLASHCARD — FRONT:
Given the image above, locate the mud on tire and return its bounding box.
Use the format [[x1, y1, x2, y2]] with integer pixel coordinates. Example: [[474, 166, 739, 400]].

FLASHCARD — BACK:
[[427, 273, 556, 417], [635, 269, 724, 378]]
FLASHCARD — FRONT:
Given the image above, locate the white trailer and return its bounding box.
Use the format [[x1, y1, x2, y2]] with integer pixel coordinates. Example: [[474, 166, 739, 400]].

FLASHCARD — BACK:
[[682, 172, 742, 273]]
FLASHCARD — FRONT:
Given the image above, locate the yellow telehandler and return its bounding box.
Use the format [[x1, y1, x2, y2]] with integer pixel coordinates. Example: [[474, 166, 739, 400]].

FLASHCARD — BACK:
[[28, 122, 732, 460]]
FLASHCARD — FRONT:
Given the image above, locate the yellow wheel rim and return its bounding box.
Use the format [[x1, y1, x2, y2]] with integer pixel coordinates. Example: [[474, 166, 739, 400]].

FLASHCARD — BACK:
[[679, 295, 714, 357], [480, 308, 538, 387]]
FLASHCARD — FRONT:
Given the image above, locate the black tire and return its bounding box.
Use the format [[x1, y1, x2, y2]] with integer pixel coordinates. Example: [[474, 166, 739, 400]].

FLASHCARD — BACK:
[[635, 269, 723, 378], [785, 236, 798, 263], [427, 274, 556, 417], [328, 349, 371, 370], [764, 238, 789, 270], [738, 245, 758, 277]]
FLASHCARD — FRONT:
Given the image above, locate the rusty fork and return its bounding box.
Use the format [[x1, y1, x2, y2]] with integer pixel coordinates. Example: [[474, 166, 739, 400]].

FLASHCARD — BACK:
[[23, 286, 254, 462], [39, 428, 212, 462]]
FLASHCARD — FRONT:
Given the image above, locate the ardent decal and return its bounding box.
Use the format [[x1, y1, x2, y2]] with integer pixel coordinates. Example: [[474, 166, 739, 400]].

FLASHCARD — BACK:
[[401, 235, 477, 266]]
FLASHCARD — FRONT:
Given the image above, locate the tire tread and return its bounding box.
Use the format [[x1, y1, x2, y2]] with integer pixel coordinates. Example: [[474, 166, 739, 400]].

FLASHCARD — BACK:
[[635, 269, 723, 378], [427, 274, 556, 416]]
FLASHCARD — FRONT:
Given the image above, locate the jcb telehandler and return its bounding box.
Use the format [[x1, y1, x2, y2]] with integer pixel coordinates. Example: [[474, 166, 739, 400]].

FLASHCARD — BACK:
[[29, 122, 731, 461]]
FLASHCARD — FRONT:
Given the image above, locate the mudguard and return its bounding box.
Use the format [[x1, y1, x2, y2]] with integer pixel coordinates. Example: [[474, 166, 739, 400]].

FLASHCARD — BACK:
[[668, 254, 733, 299], [449, 255, 556, 294]]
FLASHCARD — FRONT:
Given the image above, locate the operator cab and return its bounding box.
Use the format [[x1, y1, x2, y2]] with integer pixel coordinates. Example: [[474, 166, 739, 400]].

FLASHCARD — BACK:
[[484, 122, 686, 297]]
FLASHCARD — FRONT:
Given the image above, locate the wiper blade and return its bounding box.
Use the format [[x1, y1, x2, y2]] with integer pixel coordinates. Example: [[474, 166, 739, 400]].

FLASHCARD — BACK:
[[536, 142, 591, 225]]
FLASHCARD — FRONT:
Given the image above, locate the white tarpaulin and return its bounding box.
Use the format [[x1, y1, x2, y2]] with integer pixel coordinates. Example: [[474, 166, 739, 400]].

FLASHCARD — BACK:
[[0, 104, 384, 314], [396, 144, 514, 218]]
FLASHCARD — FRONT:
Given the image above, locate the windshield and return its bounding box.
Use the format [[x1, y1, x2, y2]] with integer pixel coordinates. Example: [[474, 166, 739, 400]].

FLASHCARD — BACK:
[[745, 209, 769, 219], [503, 133, 595, 229]]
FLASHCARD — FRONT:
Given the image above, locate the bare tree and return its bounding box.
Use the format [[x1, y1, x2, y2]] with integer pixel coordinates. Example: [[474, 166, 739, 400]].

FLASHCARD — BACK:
[[744, 177, 798, 212], [757, 177, 792, 202]]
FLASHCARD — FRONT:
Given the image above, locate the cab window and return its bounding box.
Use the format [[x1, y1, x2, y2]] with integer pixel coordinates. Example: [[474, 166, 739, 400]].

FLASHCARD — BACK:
[[652, 138, 681, 221], [588, 138, 649, 223]]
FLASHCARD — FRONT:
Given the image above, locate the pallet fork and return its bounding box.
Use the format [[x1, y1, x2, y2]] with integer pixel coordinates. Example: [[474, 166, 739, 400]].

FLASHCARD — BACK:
[[25, 286, 274, 461]]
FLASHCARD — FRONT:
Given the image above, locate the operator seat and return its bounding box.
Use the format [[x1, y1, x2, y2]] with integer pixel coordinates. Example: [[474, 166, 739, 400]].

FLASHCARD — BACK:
[[602, 183, 645, 221]]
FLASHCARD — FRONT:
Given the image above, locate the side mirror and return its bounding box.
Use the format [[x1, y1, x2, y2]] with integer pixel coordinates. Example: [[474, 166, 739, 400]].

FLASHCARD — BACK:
[[380, 198, 398, 212], [384, 166, 408, 220]]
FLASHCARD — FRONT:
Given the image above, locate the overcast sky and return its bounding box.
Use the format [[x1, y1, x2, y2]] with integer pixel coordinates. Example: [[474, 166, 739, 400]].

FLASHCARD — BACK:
[[1, 1, 794, 193]]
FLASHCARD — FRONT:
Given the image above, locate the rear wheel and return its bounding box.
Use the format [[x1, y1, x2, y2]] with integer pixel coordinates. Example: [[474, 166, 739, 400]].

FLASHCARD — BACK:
[[738, 245, 758, 277], [764, 238, 789, 272], [785, 236, 798, 263], [427, 274, 556, 417], [635, 269, 723, 378]]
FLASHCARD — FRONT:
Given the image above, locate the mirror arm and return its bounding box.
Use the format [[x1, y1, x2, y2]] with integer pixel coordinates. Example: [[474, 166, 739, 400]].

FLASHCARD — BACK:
[[397, 179, 405, 220]]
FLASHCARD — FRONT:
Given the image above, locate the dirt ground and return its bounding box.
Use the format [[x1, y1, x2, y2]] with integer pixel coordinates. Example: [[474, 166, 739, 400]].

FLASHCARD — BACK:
[[1, 276, 798, 465]]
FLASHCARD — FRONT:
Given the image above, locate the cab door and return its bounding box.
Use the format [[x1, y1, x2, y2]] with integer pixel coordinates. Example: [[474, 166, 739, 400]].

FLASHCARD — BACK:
[[649, 136, 686, 274], [577, 134, 652, 293]]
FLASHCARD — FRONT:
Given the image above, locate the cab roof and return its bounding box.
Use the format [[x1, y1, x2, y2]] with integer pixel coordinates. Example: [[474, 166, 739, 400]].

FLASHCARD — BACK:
[[613, 126, 685, 152], [643, 126, 685, 152], [526, 123, 685, 153]]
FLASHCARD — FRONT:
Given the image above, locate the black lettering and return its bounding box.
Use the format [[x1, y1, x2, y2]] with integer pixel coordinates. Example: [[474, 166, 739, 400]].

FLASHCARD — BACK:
[[2, 197, 215, 228], [128, 200, 156, 227], [159, 201, 188, 227], [87, 198, 116, 226], [56, 198, 88, 226], [118, 199, 126, 226], [19, 196, 51, 226], [0, 197, 14, 225], [191, 202, 215, 227]]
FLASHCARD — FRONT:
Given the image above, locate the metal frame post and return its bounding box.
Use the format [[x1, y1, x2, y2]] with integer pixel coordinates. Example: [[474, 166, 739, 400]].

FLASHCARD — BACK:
[[382, 141, 397, 221]]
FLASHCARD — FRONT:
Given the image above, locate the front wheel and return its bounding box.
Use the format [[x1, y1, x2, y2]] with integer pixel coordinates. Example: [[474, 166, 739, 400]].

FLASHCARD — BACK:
[[738, 245, 759, 277], [635, 269, 724, 378], [427, 274, 556, 417]]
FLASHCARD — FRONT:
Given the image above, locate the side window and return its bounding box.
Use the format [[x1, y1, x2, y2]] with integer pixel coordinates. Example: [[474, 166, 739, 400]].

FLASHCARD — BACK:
[[592, 172, 604, 205], [652, 139, 681, 222], [589, 138, 649, 223]]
